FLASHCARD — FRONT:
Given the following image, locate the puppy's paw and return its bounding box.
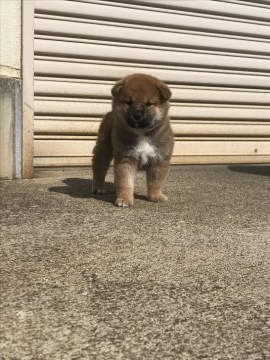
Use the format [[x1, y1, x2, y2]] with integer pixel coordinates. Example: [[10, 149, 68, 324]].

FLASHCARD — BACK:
[[92, 188, 105, 195], [148, 192, 168, 203], [114, 198, 133, 208]]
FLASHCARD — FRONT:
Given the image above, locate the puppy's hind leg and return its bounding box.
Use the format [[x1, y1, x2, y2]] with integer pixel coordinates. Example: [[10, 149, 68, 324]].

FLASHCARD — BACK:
[[92, 115, 113, 194], [92, 143, 112, 194], [147, 162, 170, 202]]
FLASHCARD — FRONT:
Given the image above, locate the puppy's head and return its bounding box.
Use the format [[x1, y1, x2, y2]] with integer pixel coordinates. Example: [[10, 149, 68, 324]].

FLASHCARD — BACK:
[[111, 73, 171, 131]]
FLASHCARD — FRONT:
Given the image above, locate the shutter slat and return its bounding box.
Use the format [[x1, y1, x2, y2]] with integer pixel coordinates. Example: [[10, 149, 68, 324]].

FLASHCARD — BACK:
[[35, 16, 270, 56], [35, 0, 270, 38], [35, 38, 270, 73], [35, 58, 270, 89], [34, 119, 270, 137], [34, 139, 270, 157], [35, 79, 270, 105], [34, 98, 270, 121]]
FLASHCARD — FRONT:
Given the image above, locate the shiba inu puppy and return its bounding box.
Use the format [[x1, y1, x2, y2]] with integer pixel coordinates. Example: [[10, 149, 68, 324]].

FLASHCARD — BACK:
[[92, 73, 174, 207]]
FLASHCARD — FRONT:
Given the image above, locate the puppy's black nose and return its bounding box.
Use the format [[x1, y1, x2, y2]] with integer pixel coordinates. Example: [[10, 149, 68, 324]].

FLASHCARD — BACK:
[[132, 109, 144, 121]]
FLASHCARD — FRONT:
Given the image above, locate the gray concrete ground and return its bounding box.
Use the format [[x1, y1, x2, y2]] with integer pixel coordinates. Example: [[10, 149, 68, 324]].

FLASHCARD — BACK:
[[0, 165, 269, 360]]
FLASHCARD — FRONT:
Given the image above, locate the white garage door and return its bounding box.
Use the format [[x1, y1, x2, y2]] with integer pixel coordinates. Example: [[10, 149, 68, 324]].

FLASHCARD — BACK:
[[34, 0, 270, 167]]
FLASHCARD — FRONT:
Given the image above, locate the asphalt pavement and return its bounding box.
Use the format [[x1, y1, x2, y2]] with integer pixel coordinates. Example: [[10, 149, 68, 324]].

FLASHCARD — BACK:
[[0, 165, 269, 359]]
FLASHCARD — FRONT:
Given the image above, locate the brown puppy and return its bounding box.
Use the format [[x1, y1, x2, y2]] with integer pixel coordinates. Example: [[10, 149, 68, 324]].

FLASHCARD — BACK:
[[92, 73, 174, 207]]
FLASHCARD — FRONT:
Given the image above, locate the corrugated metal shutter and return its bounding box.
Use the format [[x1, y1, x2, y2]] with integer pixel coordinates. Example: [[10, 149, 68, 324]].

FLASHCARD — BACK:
[[34, 0, 270, 167]]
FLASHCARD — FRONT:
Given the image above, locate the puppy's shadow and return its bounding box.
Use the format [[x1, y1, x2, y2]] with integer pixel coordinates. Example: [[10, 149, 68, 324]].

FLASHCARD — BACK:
[[49, 178, 147, 204], [228, 165, 270, 177], [49, 178, 114, 204]]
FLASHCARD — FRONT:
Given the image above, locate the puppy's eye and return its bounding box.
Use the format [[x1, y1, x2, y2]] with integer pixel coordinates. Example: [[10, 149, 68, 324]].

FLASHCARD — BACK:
[[146, 102, 155, 107], [125, 99, 133, 106]]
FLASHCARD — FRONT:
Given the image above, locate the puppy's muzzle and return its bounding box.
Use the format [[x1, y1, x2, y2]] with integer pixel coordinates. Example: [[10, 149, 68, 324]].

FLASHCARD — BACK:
[[132, 109, 144, 121], [127, 107, 151, 129]]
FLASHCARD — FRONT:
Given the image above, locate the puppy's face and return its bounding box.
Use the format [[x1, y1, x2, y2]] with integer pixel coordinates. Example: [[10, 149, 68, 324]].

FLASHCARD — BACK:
[[111, 74, 171, 131]]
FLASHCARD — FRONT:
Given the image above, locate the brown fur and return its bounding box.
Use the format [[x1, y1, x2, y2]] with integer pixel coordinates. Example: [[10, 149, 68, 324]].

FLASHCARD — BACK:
[[92, 73, 174, 207]]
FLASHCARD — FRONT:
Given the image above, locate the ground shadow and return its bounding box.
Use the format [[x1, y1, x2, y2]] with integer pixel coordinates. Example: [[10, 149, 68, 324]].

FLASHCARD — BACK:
[[228, 165, 270, 177], [49, 178, 148, 204]]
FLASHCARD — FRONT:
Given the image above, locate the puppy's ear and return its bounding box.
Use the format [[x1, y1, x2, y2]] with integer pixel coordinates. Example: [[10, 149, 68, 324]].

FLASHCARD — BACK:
[[111, 78, 125, 97], [157, 81, 171, 101]]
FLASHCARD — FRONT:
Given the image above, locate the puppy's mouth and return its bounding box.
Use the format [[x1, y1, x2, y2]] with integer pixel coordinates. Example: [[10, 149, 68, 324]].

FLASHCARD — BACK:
[[127, 120, 151, 129], [126, 115, 152, 129]]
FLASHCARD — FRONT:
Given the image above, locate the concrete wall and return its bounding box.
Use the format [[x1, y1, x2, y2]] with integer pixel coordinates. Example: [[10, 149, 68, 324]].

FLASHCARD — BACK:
[[0, 78, 22, 178], [0, 0, 22, 178], [0, 0, 21, 78]]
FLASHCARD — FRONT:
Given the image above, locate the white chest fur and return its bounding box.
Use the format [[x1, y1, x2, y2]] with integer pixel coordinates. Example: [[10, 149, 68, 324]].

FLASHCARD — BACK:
[[130, 136, 160, 167]]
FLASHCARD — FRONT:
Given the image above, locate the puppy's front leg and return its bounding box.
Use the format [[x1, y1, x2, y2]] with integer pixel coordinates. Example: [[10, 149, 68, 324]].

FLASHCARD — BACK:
[[114, 161, 136, 208], [147, 162, 170, 202]]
